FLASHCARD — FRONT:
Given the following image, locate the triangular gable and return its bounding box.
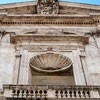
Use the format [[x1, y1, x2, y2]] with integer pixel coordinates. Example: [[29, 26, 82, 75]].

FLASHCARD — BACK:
[[0, 1, 100, 15]]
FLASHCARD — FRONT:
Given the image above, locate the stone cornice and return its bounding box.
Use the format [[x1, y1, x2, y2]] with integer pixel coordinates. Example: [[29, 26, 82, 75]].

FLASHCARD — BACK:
[[59, 2, 100, 11], [0, 14, 97, 26], [0, 1, 36, 9], [10, 34, 89, 45], [0, 14, 92, 17], [3, 84, 100, 90]]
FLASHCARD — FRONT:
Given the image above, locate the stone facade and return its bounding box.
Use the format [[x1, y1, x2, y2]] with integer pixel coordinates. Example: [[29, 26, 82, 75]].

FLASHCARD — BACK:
[[0, 1, 100, 100]]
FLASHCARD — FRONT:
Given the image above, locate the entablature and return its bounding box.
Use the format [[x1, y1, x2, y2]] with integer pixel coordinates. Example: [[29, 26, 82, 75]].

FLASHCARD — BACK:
[[0, 14, 98, 26], [10, 34, 89, 45], [10, 34, 89, 52]]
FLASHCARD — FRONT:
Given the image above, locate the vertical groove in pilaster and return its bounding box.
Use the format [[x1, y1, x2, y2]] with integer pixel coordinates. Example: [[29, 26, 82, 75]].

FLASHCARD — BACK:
[[18, 50, 29, 84], [80, 50, 92, 85], [72, 50, 86, 85], [13, 51, 21, 84], [80, 56, 87, 85], [17, 55, 21, 84]]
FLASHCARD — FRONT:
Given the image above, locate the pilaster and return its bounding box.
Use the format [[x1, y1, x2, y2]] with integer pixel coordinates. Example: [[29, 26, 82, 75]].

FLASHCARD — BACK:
[[13, 48, 21, 84], [18, 49, 29, 84], [72, 49, 86, 85]]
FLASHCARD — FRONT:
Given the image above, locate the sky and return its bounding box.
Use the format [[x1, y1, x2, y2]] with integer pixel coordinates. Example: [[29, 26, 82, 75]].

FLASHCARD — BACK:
[[0, 0, 100, 5]]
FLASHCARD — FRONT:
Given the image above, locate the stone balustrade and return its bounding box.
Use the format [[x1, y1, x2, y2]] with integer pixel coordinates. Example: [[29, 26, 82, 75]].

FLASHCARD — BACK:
[[3, 85, 100, 99]]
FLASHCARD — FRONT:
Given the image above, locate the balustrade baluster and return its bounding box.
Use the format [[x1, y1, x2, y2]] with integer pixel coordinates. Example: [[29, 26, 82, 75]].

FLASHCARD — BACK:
[[71, 90, 75, 98], [23, 90, 26, 98], [73, 90, 76, 98], [58, 90, 61, 98], [35, 90, 38, 98], [30, 90, 34, 98], [12, 89, 16, 97], [17, 90, 20, 97], [64, 90, 68, 98], [19, 90, 22, 97], [55, 90, 58, 98], [22, 90, 24, 97], [75, 90, 79, 98], [60, 90, 63, 98], [87, 91, 90, 98], [78, 90, 81, 98], [26, 90, 29, 97], [63, 90, 66, 98], [69, 90, 72, 98], [82, 90, 86, 98], [80, 90, 84, 98], [67, 89, 71, 98], [39, 90, 42, 98], [44, 90, 47, 98]]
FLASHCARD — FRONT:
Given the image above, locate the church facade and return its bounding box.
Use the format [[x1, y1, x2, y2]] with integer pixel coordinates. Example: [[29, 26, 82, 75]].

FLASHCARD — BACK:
[[0, 0, 100, 100]]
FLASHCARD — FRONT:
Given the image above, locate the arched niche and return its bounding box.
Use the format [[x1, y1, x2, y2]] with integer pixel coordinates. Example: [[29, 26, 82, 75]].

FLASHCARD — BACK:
[[29, 53, 75, 85]]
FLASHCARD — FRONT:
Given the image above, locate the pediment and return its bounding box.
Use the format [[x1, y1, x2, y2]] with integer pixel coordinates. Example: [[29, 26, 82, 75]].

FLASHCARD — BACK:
[[0, 1, 100, 15]]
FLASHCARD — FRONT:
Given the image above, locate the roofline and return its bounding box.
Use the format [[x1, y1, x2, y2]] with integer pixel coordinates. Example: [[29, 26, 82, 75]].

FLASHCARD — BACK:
[[0, 1, 100, 10], [0, 1, 36, 9], [59, 1, 100, 10], [61, 0, 100, 6], [0, 0, 100, 6]]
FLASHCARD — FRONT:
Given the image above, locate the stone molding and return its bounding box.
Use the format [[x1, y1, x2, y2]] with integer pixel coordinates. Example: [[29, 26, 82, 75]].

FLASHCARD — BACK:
[[0, 15, 97, 26], [10, 34, 89, 45]]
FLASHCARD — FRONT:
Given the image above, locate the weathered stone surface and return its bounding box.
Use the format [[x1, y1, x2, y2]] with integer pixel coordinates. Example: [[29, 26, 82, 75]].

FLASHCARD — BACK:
[[0, 0, 100, 99]]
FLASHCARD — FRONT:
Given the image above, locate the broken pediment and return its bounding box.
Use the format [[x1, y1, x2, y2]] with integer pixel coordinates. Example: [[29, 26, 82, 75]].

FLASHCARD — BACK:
[[0, 1, 100, 15]]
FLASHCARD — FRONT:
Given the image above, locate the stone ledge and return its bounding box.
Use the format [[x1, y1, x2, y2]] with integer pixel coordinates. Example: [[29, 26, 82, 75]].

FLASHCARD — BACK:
[[10, 34, 89, 45], [3, 85, 100, 99]]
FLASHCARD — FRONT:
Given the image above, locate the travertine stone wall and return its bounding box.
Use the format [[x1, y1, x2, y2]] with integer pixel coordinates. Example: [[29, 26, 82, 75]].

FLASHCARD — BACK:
[[0, 40, 15, 89], [0, 27, 100, 89], [0, 1, 100, 100], [72, 49, 86, 85], [18, 50, 29, 84], [85, 37, 100, 85]]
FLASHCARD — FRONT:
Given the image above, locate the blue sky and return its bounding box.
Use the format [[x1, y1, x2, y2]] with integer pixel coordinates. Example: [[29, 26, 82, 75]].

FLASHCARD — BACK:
[[0, 0, 100, 5]]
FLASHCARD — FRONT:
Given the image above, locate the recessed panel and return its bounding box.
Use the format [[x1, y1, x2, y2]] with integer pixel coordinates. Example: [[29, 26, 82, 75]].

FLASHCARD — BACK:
[[32, 76, 75, 85]]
